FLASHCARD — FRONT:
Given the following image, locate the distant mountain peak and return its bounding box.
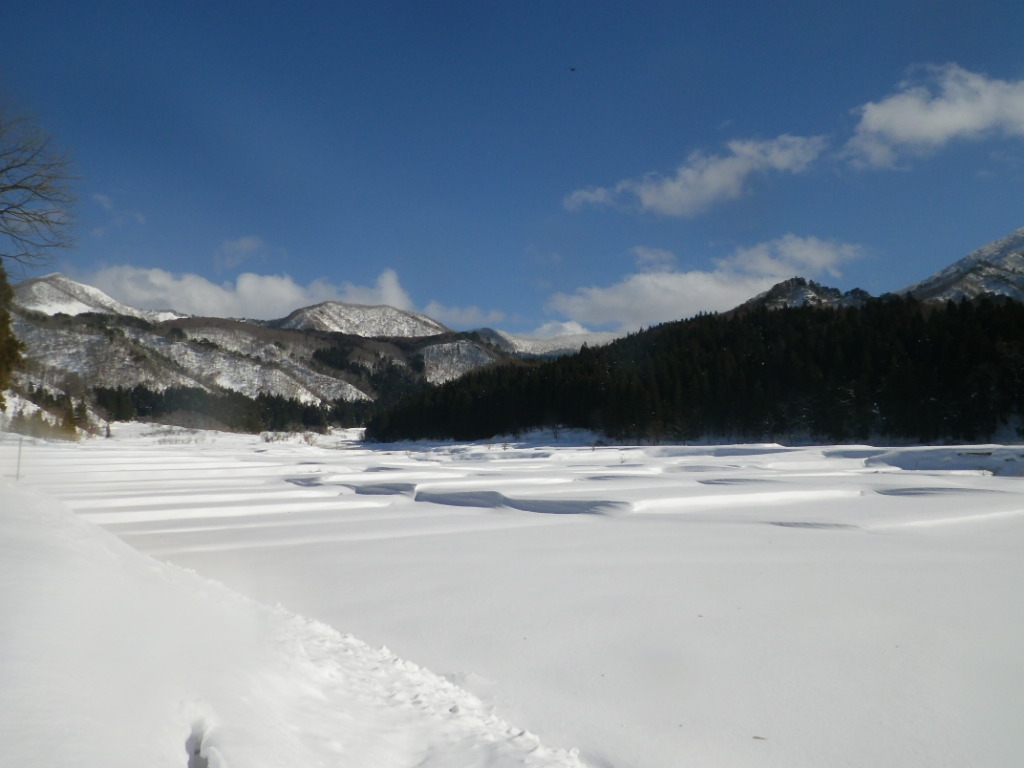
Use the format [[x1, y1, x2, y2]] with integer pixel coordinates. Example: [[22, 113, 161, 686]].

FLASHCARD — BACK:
[[269, 301, 450, 337], [900, 227, 1024, 303], [732, 277, 871, 313], [12, 273, 185, 323]]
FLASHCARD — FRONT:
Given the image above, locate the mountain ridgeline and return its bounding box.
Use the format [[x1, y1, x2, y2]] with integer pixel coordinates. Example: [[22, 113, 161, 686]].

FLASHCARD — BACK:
[[366, 295, 1024, 444], [8, 227, 1024, 441], [5, 273, 608, 436]]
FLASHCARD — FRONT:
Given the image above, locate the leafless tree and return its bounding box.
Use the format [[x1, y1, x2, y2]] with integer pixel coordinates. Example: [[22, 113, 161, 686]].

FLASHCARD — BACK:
[[0, 108, 75, 264]]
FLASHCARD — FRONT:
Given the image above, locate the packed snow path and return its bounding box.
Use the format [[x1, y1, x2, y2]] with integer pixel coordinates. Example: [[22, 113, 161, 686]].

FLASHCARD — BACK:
[[3, 427, 1024, 767]]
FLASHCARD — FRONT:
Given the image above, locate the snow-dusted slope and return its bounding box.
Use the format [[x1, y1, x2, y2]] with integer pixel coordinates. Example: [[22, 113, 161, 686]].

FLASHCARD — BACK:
[[274, 301, 449, 337], [11, 316, 370, 404], [421, 340, 496, 384], [13, 273, 185, 322], [6, 307, 502, 415], [901, 227, 1024, 302]]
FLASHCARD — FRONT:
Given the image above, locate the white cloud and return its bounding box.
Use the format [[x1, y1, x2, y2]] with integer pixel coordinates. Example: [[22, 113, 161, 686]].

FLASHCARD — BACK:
[[338, 268, 414, 310], [846, 64, 1024, 168], [88, 266, 417, 320], [85, 265, 507, 328], [547, 235, 862, 332], [530, 320, 599, 338], [565, 134, 827, 217], [548, 270, 772, 332], [718, 234, 861, 279]]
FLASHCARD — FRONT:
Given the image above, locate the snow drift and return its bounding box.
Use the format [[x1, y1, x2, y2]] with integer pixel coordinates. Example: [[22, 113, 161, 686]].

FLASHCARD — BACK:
[[0, 476, 583, 768]]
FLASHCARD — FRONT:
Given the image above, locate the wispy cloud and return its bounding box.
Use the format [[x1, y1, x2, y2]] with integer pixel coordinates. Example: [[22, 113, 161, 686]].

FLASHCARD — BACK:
[[845, 64, 1024, 168], [215, 235, 280, 271], [632, 246, 677, 271], [547, 235, 862, 332], [564, 134, 827, 217], [90, 193, 145, 237]]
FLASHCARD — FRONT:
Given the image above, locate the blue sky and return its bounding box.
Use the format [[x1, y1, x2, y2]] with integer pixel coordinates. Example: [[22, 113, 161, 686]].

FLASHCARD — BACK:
[[3, 1, 1024, 334]]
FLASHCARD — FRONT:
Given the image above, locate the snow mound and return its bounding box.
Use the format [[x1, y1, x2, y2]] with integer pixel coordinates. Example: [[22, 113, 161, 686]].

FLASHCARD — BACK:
[[0, 480, 584, 768]]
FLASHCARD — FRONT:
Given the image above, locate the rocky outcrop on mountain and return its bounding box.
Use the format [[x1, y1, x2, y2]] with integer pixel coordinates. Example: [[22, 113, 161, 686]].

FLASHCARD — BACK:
[[730, 277, 871, 314]]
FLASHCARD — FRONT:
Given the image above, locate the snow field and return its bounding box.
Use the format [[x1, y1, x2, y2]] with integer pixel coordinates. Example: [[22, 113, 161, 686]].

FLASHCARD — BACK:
[[1, 445, 585, 767], [3, 427, 1024, 767]]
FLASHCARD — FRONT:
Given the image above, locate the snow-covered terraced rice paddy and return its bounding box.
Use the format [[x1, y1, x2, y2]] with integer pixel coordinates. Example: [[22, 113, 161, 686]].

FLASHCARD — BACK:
[[4, 426, 1024, 767]]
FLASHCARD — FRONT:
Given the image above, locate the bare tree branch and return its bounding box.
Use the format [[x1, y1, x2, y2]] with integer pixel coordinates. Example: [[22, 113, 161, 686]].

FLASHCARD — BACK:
[[0, 109, 76, 264]]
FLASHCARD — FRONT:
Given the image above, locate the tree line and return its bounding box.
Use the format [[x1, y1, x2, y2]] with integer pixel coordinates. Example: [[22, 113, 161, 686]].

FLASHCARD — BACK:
[[365, 296, 1024, 444], [94, 385, 371, 433]]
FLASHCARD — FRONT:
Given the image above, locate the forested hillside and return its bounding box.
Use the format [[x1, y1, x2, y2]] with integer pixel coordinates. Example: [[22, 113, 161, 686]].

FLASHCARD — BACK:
[[365, 296, 1024, 444], [5, 302, 503, 435]]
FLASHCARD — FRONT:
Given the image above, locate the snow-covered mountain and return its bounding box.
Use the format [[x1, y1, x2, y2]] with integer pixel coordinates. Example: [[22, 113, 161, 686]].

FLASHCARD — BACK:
[[270, 301, 450, 337], [10, 226, 1024, 431], [15, 274, 449, 338], [6, 276, 502, 417], [899, 227, 1024, 302], [11, 314, 372, 405], [727, 227, 1024, 314], [6, 274, 615, 417], [13, 273, 186, 323]]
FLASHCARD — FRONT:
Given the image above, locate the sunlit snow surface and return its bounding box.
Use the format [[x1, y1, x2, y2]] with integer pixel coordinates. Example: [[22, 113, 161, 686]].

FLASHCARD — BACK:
[[3, 427, 1024, 767]]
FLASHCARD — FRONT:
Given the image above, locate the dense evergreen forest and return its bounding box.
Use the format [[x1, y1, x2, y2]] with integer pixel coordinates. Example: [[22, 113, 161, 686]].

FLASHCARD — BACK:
[[93, 385, 372, 434], [365, 296, 1024, 444]]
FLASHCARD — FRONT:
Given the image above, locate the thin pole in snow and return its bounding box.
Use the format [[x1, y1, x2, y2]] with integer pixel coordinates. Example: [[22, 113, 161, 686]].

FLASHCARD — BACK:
[[16, 436, 23, 481]]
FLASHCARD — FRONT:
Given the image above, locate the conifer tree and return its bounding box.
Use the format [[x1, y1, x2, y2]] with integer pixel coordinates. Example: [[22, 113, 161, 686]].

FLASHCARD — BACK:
[[0, 263, 23, 410]]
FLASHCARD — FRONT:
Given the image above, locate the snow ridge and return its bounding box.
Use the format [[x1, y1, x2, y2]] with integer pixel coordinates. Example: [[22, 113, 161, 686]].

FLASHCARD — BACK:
[[900, 227, 1024, 302], [273, 301, 450, 337], [13, 273, 185, 323]]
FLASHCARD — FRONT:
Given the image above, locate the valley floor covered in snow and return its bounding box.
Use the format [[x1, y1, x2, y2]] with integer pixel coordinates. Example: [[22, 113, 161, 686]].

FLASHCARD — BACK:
[[2, 426, 1023, 767]]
